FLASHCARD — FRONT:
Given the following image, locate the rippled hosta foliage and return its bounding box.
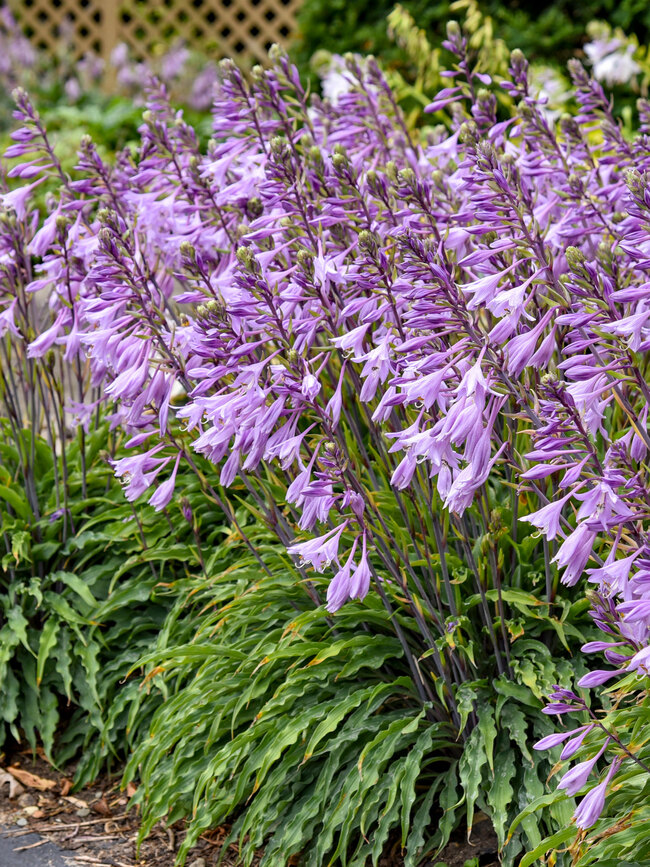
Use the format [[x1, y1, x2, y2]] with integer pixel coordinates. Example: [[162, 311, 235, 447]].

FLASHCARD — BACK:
[[5, 12, 650, 865]]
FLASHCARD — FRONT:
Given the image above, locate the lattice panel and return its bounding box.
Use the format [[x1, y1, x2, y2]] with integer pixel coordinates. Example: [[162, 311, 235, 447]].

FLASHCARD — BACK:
[[7, 0, 300, 65], [10, 0, 105, 59]]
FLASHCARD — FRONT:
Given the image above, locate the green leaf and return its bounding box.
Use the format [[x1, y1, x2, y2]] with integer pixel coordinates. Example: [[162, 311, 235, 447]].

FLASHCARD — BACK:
[[50, 570, 97, 608], [519, 826, 576, 867], [487, 737, 515, 846], [459, 724, 487, 837], [478, 706, 497, 773], [37, 618, 60, 685], [0, 484, 31, 519]]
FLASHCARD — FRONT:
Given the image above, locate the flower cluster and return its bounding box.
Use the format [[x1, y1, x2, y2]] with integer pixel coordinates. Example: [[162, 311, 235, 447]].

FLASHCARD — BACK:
[[4, 33, 650, 836]]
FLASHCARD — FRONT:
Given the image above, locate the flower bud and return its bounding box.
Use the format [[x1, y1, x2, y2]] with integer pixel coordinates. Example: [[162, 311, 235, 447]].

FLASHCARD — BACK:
[[459, 121, 479, 144], [246, 196, 263, 218], [180, 497, 193, 524], [385, 161, 398, 183], [565, 245, 586, 270], [397, 167, 416, 186], [236, 245, 255, 270], [309, 145, 323, 166], [297, 248, 314, 272], [180, 240, 196, 261], [358, 229, 377, 253], [270, 136, 289, 159]]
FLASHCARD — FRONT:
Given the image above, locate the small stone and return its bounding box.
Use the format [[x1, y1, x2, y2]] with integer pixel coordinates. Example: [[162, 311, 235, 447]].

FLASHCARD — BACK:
[[15, 818, 27, 826], [75, 807, 91, 818], [188, 859, 206, 867], [17, 792, 36, 807]]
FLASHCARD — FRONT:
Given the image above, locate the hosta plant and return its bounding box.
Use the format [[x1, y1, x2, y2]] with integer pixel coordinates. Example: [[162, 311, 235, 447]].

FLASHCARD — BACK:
[[4, 15, 650, 867]]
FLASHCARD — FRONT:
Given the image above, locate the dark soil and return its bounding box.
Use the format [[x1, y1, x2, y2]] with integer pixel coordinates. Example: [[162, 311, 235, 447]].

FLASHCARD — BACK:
[[0, 751, 498, 866], [0, 751, 248, 867]]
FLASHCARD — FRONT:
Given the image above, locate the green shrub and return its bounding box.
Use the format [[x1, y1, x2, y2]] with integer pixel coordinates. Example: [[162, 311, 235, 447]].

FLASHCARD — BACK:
[[292, 0, 650, 79]]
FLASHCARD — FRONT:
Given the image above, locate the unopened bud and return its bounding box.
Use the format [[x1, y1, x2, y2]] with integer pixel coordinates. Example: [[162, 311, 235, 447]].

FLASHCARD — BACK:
[[358, 229, 376, 252], [565, 245, 586, 270], [459, 121, 479, 144], [270, 136, 288, 157], [397, 167, 416, 186], [180, 240, 196, 260], [236, 245, 255, 269], [297, 248, 313, 270], [247, 196, 263, 218]]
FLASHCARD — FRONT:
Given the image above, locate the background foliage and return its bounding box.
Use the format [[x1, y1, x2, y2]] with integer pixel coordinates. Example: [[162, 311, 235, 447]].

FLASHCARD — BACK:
[[292, 0, 650, 73]]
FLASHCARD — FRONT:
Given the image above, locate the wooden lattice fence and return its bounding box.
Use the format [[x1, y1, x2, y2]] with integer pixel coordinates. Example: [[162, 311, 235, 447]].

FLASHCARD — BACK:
[[7, 0, 300, 65]]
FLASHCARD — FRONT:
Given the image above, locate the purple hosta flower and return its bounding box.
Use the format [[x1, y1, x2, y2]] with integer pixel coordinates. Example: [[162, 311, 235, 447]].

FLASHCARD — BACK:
[[552, 522, 598, 586], [519, 490, 576, 540], [112, 445, 173, 503], [287, 522, 349, 573], [533, 723, 593, 752], [574, 757, 622, 830], [504, 308, 557, 377], [0, 299, 18, 338], [576, 668, 621, 688], [587, 550, 641, 596], [557, 739, 610, 797], [617, 598, 650, 625], [326, 533, 372, 612], [575, 482, 635, 532], [584, 24, 640, 87], [560, 725, 596, 760], [189, 63, 218, 111], [355, 335, 393, 402], [148, 452, 182, 511], [1, 179, 45, 219], [542, 686, 587, 716], [626, 643, 650, 673], [160, 42, 189, 83]]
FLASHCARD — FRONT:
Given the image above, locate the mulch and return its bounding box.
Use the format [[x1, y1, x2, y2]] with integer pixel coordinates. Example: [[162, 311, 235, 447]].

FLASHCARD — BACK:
[[0, 750, 248, 867], [0, 750, 498, 867]]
